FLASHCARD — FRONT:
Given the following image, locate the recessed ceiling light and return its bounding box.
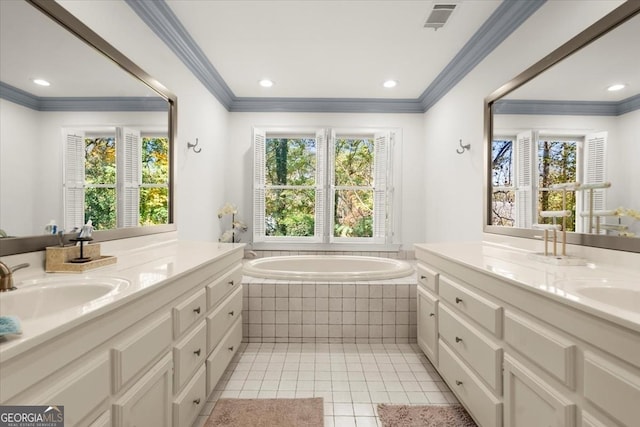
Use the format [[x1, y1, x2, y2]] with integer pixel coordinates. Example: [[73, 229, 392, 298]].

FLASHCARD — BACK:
[[259, 79, 274, 88], [383, 80, 397, 88], [32, 78, 50, 86], [607, 83, 626, 91]]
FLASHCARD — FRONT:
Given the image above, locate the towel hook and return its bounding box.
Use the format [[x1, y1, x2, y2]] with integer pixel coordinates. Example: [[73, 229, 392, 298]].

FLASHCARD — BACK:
[[456, 139, 470, 155], [187, 138, 202, 153]]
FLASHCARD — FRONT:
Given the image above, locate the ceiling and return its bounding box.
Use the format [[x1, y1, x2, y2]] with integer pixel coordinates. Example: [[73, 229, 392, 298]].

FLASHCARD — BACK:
[[0, 0, 157, 98], [506, 13, 640, 102], [166, 0, 501, 99], [1, 0, 636, 111], [0, 0, 505, 102]]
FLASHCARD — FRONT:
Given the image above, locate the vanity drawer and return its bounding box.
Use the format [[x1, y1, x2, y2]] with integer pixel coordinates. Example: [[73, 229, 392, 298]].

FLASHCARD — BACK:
[[581, 411, 609, 427], [439, 304, 502, 394], [417, 263, 439, 293], [37, 354, 110, 427], [88, 410, 111, 427], [417, 286, 438, 366], [503, 354, 576, 427], [439, 276, 502, 337], [173, 320, 207, 394], [505, 311, 576, 389], [173, 288, 206, 339], [438, 339, 502, 427], [207, 317, 242, 395], [173, 365, 206, 427], [207, 264, 242, 310], [207, 286, 243, 354], [584, 351, 640, 427], [111, 313, 172, 393]]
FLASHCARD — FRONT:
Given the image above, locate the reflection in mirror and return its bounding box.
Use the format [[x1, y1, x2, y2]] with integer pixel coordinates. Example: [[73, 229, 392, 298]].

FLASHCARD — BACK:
[[485, 3, 640, 252], [0, 0, 176, 255]]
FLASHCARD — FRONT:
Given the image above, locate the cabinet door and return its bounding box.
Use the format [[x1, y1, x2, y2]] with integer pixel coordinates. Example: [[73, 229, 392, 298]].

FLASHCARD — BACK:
[[113, 353, 172, 427], [503, 354, 576, 427], [417, 286, 438, 366]]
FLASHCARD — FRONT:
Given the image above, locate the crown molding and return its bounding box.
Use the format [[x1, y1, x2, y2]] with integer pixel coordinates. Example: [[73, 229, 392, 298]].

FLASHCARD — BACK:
[[127, 0, 544, 114], [493, 96, 639, 116], [231, 97, 424, 113], [0, 82, 168, 111], [418, 0, 546, 112], [124, 0, 235, 109]]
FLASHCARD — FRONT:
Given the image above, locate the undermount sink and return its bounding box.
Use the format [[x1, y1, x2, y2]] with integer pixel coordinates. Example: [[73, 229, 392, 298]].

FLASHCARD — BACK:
[[0, 276, 130, 321], [555, 279, 640, 312]]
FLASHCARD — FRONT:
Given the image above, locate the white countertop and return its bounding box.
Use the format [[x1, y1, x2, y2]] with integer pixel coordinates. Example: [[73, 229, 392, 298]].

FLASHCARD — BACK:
[[415, 241, 640, 332], [0, 239, 244, 361]]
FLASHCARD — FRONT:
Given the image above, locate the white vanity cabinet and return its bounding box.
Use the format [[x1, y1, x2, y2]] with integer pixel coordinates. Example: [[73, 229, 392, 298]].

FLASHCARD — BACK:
[[113, 354, 173, 427], [0, 244, 244, 427], [170, 262, 244, 427], [415, 243, 640, 427], [416, 264, 439, 366]]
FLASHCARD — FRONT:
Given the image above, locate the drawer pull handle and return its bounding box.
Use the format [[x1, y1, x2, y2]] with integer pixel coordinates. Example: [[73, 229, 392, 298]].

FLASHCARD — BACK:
[[420, 275, 427, 280], [194, 349, 201, 356], [193, 398, 201, 405], [228, 310, 235, 316], [455, 380, 463, 386], [228, 280, 235, 286], [455, 336, 463, 343], [455, 297, 463, 304], [429, 313, 435, 317], [228, 346, 234, 351], [193, 307, 201, 314]]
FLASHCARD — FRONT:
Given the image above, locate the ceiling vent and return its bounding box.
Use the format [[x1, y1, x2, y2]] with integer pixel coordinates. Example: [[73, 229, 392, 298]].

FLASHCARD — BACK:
[[424, 4, 457, 30]]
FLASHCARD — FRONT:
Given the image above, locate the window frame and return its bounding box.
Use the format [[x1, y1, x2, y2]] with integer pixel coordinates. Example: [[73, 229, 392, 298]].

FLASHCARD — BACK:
[[253, 127, 395, 246], [63, 126, 169, 231], [491, 130, 606, 232]]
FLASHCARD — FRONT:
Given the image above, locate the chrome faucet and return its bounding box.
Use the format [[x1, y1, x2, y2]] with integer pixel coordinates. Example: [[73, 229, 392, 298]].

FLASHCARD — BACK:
[[0, 261, 30, 292]]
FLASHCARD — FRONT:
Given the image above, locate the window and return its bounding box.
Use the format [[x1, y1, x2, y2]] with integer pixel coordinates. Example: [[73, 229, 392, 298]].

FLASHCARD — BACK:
[[84, 134, 117, 229], [64, 127, 169, 230], [491, 137, 515, 227], [491, 130, 606, 232], [253, 128, 394, 244], [537, 137, 577, 231]]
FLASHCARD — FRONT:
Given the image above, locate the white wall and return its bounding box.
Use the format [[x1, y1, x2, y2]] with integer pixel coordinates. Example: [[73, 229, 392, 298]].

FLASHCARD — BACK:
[[54, 0, 626, 247], [422, 0, 624, 243], [227, 113, 425, 249], [58, 0, 231, 242], [0, 101, 166, 236], [0, 100, 38, 236], [616, 109, 640, 236], [492, 113, 637, 214]]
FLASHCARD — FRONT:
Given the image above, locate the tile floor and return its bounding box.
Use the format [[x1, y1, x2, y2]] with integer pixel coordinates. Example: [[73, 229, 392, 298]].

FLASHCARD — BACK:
[[195, 342, 460, 427]]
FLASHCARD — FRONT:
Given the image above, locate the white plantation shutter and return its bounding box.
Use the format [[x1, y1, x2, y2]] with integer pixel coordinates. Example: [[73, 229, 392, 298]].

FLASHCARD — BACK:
[[515, 131, 534, 228], [315, 129, 327, 240], [117, 127, 141, 227], [64, 130, 85, 230], [582, 132, 607, 233], [253, 128, 266, 241], [373, 131, 392, 242]]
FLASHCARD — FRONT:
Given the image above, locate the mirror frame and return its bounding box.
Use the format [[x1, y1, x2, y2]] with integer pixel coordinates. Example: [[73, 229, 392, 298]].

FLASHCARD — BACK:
[[0, 0, 177, 256], [484, 1, 640, 253]]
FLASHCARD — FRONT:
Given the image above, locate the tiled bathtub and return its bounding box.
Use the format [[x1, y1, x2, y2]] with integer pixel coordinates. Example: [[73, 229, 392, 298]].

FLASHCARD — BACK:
[[242, 275, 418, 344]]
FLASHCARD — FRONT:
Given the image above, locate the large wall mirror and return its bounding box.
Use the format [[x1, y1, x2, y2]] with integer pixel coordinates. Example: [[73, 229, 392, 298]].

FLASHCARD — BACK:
[[0, 0, 177, 256], [484, 2, 640, 253]]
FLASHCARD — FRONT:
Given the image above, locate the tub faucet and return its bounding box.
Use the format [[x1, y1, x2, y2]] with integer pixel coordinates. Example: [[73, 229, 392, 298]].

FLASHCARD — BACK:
[[0, 261, 30, 292]]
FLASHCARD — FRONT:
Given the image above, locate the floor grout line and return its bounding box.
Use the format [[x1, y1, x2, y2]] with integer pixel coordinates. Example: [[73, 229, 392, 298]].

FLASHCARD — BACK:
[[193, 342, 459, 427]]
